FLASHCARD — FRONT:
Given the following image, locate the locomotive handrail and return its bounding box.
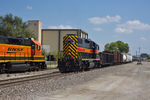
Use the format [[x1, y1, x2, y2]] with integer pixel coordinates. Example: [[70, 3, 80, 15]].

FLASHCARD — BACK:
[[4, 52, 5, 62], [15, 52, 16, 60]]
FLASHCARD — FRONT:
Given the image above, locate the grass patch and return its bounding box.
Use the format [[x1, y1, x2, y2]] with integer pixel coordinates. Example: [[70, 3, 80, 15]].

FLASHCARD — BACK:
[[147, 59, 150, 62], [7, 74, 10, 77], [46, 61, 57, 69], [47, 66, 57, 69]]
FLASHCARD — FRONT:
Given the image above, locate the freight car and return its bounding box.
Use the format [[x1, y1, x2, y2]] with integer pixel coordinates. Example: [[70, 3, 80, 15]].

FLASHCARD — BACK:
[[99, 51, 114, 66], [122, 53, 127, 63], [126, 54, 133, 63], [109, 51, 123, 64], [0, 35, 46, 73], [58, 34, 100, 73], [122, 53, 133, 63]]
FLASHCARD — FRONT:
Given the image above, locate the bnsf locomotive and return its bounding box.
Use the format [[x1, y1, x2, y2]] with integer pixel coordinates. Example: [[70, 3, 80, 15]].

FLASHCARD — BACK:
[[0, 35, 46, 73], [58, 34, 100, 73]]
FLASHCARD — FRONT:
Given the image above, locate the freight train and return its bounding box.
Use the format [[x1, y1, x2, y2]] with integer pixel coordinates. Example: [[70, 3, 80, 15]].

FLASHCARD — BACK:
[[0, 35, 46, 73], [0, 34, 132, 73], [58, 34, 132, 73]]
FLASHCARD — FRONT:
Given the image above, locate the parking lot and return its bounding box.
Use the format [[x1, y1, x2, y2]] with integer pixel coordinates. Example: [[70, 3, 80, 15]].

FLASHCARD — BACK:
[[38, 62, 150, 100]]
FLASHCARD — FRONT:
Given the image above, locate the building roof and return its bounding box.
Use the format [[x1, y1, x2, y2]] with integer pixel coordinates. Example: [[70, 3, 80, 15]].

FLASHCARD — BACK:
[[28, 20, 42, 23], [42, 29, 88, 35]]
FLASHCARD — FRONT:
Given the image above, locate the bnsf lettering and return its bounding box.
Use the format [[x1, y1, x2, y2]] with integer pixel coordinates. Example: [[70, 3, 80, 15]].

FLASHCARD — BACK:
[[8, 48, 23, 51]]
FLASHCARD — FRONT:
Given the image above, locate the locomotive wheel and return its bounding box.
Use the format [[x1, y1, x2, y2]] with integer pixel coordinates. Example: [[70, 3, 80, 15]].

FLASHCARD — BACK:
[[5, 63, 12, 73], [59, 66, 67, 73], [43, 63, 47, 69], [0, 64, 5, 73], [0, 67, 5, 74], [36, 67, 39, 71], [74, 65, 80, 72], [65, 61, 72, 72], [58, 62, 67, 73], [58, 59, 67, 73], [81, 62, 88, 71], [80, 63, 85, 71], [41, 62, 47, 69]]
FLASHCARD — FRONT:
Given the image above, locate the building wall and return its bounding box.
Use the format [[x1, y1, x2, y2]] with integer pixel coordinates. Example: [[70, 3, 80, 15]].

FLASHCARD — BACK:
[[42, 29, 88, 53]]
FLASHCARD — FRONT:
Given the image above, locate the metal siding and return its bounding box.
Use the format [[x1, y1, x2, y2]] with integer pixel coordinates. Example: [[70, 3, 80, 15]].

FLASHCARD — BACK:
[[41, 29, 88, 53], [42, 30, 59, 53]]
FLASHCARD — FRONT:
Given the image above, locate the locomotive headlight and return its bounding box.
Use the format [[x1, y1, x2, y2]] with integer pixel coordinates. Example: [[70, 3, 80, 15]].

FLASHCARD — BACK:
[[68, 39, 72, 42], [64, 41, 68, 44], [71, 42, 75, 44]]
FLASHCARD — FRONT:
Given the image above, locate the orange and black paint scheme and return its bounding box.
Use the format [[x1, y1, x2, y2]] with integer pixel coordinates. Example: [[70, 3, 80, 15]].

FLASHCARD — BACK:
[[0, 36, 46, 73], [58, 34, 100, 73]]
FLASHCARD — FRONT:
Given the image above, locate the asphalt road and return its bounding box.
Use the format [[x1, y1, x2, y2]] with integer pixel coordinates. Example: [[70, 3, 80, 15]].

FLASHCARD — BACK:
[[38, 62, 150, 100]]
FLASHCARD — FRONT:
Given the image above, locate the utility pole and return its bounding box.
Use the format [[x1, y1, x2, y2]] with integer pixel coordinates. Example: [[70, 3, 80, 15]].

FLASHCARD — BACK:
[[139, 47, 141, 55], [137, 47, 142, 65], [139, 47, 141, 61]]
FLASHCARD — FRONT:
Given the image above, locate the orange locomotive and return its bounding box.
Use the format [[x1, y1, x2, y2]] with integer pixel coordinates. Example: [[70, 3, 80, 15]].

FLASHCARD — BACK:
[[0, 35, 46, 73]]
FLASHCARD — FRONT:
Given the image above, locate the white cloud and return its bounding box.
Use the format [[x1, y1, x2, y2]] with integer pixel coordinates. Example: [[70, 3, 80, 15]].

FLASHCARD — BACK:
[[26, 6, 32, 10], [48, 25, 75, 29], [140, 37, 146, 41], [115, 27, 133, 33], [88, 15, 121, 24], [115, 20, 150, 33], [93, 28, 103, 32]]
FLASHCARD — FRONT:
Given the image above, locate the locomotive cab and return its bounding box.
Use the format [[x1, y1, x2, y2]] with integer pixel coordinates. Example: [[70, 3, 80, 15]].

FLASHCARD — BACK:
[[31, 40, 42, 57]]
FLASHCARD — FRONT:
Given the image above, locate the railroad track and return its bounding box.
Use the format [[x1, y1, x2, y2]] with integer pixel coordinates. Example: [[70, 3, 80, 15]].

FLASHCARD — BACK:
[[0, 68, 102, 89], [0, 71, 64, 88]]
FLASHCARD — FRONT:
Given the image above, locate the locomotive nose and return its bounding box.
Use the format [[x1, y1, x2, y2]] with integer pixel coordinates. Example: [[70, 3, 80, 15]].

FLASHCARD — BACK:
[[63, 35, 78, 60]]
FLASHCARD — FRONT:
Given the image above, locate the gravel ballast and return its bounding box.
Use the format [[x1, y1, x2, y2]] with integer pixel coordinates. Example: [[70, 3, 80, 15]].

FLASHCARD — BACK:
[[0, 64, 126, 100]]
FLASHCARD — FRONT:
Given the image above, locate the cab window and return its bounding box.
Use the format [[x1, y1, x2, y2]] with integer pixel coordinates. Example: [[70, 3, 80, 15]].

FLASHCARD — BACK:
[[37, 45, 41, 50], [78, 38, 82, 44]]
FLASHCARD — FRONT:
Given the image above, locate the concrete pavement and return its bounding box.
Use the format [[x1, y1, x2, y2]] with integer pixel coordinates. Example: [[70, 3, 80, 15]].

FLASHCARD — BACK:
[[37, 62, 150, 100]]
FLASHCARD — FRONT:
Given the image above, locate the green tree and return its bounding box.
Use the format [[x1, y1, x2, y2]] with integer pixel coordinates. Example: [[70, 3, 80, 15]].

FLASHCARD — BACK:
[[140, 53, 150, 59], [0, 13, 36, 39], [104, 43, 110, 51], [104, 41, 129, 53], [116, 41, 129, 53]]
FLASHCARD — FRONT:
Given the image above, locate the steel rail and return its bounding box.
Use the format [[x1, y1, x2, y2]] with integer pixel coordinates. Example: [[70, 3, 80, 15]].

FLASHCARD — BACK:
[[0, 67, 101, 88], [0, 71, 63, 88]]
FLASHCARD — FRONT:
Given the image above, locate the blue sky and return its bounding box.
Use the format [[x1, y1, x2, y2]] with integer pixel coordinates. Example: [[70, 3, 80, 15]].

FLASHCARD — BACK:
[[0, 0, 150, 55]]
